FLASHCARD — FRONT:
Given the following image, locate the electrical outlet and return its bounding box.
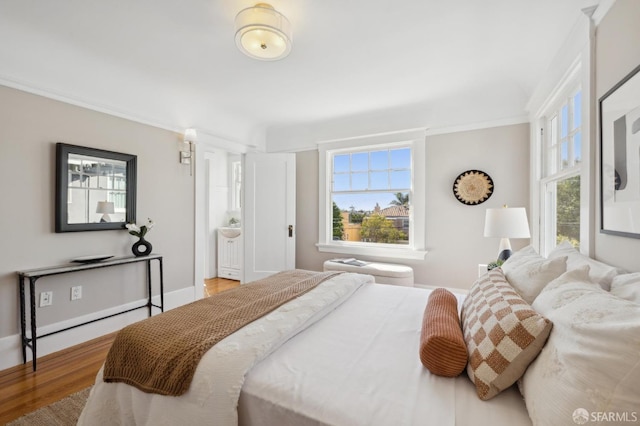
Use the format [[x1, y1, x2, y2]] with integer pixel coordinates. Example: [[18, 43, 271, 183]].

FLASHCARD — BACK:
[[71, 285, 82, 301], [39, 291, 53, 307]]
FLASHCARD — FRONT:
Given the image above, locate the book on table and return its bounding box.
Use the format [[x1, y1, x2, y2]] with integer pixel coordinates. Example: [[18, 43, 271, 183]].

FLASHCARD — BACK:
[[332, 258, 368, 267]]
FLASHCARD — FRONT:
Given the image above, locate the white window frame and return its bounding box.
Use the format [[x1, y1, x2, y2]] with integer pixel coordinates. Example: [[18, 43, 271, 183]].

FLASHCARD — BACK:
[[230, 159, 242, 211], [316, 130, 427, 260], [535, 61, 590, 256]]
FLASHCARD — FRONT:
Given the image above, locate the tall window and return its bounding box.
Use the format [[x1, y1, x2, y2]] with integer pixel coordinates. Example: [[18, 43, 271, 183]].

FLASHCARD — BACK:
[[331, 146, 411, 246], [541, 88, 582, 253]]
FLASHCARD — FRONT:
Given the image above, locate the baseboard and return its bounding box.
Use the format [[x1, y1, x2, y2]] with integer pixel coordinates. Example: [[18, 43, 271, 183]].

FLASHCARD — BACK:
[[0, 286, 196, 372]]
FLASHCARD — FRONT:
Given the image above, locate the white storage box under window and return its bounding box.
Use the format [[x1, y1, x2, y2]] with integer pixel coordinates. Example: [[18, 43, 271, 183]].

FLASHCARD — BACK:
[[323, 260, 414, 287]]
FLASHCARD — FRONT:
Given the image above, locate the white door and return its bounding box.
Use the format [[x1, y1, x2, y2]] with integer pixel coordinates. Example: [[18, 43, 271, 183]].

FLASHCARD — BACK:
[[243, 152, 296, 282]]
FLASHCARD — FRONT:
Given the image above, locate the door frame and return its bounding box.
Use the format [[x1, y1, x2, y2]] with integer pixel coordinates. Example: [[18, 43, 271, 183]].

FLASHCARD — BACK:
[[194, 133, 249, 301]]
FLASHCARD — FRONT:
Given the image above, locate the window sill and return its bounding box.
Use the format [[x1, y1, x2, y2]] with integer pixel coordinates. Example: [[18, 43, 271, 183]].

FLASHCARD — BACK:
[[315, 243, 427, 260]]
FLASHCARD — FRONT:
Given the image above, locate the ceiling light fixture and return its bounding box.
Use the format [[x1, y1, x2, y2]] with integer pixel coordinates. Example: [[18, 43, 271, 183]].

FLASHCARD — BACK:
[[234, 3, 292, 61]]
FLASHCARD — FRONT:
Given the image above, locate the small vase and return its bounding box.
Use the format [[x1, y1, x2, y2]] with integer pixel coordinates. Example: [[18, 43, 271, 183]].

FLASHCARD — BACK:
[[132, 237, 152, 257]]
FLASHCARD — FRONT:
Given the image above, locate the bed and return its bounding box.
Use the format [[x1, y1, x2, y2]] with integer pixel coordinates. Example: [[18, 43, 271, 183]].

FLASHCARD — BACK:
[[78, 242, 640, 426]]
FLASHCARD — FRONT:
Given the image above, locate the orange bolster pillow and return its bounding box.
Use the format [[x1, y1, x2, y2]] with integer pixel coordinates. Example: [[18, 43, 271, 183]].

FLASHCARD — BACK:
[[419, 288, 468, 377]]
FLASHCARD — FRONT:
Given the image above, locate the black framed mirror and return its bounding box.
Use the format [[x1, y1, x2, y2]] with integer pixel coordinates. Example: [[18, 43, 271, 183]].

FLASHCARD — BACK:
[[55, 143, 137, 232]]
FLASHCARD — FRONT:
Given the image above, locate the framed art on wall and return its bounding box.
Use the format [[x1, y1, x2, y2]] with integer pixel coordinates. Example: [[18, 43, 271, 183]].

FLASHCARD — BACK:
[[599, 63, 640, 239], [452, 170, 494, 205]]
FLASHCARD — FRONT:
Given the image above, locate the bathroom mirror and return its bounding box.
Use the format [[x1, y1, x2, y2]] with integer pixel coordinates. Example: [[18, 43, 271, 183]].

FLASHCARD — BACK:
[[55, 143, 137, 232]]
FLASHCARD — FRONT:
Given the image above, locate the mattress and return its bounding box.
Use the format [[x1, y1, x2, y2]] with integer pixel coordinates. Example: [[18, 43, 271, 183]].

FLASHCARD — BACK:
[[238, 283, 532, 426]]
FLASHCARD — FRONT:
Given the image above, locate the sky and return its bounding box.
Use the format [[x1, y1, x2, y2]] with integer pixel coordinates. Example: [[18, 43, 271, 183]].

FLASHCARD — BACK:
[[332, 147, 411, 211]]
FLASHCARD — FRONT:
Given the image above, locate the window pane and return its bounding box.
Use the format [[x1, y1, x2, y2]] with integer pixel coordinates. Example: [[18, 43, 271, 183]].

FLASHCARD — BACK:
[[334, 155, 349, 173], [550, 116, 558, 146], [573, 131, 582, 164], [351, 172, 368, 190], [370, 171, 388, 190], [351, 153, 368, 171], [370, 151, 388, 170], [333, 174, 349, 191], [573, 92, 582, 129], [329, 146, 413, 246], [561, 104, 568, 138], [390, 170, 411, 189], [556, 176, 580, 247], [548, 116, 558, 175], [561, 141, 568, 169], [390, 148, 411, 169], [332, 192, 409, 244]]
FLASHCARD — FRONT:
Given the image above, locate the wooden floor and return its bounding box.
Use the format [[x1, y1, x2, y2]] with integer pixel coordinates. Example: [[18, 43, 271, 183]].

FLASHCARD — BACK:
[[0, 277, 240, 424], [204, 276, 240, 296]]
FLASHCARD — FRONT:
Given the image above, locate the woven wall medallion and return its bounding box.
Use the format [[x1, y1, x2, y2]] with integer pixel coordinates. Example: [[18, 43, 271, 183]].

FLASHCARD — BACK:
[[453, 170, 494, 205]]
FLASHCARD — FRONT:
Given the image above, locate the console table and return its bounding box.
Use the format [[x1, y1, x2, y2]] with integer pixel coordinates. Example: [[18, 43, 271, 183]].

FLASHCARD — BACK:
[[17, 254, 164, 371]]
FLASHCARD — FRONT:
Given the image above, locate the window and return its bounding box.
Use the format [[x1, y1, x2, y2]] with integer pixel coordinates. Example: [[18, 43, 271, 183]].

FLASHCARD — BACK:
[[317, 131, 427, 260], [331, 146, 411, 245], [230, 160, 242, 211], [540, 88, 582, 254]]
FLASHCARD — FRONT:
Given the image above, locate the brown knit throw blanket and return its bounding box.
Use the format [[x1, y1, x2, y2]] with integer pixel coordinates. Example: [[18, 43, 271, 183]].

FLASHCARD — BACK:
[[103, 269, 341, 396]]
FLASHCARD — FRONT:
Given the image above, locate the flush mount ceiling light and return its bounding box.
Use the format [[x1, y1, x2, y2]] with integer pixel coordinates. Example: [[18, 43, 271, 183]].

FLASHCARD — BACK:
[[235, 3, 292, 61]]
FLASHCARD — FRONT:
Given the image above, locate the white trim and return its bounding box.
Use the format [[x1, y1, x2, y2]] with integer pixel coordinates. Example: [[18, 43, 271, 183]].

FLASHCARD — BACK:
[[529, 10, 594, 257], [0, 74, 182, 134], [424, 115, 529, 137], [526, 16, 590, 116], [0, 76, 252, 153], [0, 286, 195, 371], [531, 58, 582, 119], [591, 0, 616, 25], [317, 129, 426, 151], [316, 128, 427, 145], [317, 132, 427, 261], [316, 243, 427, 260]]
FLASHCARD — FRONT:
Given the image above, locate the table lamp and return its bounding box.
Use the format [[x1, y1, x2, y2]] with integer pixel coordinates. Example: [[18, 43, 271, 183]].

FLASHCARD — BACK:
[[484, 206, 531, 261], [96, 201, 115, 223]]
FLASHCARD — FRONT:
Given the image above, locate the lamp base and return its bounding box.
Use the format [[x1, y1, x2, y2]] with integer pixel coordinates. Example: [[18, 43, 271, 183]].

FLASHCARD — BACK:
[[497, 249, 513, 262], [100, 214, 111, 223], [497, 237, 512, 261]]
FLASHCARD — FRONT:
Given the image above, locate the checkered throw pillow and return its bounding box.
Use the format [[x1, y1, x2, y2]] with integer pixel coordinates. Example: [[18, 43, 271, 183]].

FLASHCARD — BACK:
[[461, 268, 552, 400]]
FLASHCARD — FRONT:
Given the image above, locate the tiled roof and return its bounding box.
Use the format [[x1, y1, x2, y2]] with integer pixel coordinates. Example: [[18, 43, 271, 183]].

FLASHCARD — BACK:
[[379, 205, 409, 217]]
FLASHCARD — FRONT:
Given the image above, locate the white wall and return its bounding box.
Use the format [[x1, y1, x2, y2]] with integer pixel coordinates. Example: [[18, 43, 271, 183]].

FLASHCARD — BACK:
[[594, 0, 640, 272], [0, 85, 195, 369], [296, 123, 530, 289]]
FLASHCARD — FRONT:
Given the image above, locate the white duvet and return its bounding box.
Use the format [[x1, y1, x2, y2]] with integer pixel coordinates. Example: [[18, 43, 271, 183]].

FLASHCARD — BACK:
[[79, 274, 532, 426], [238, 283, 532, 426], [78, 272, 373, 426]]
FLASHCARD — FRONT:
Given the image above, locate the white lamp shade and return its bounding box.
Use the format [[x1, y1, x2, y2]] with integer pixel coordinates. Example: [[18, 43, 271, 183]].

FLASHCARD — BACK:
[[184, 128, 198, 143], [484, 207, 531, 238], [235, 3, 292, 61], [96, 201, 115, 214]]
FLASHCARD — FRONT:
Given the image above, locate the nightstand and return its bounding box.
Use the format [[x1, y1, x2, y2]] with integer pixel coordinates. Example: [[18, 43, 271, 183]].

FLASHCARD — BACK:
[[478, 264, 488, 277]]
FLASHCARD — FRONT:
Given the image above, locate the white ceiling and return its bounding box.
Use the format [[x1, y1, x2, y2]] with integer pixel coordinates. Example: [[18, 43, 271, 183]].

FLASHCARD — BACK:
[[0, 0, 596, 150]]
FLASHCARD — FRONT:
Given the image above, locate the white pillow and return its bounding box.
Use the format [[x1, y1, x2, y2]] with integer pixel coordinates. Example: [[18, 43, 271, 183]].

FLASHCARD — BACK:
[[610, 272, 640, 304], [519, 266, 640, 425], [501, 245, 567, 304], [547, 241, 622, 290]]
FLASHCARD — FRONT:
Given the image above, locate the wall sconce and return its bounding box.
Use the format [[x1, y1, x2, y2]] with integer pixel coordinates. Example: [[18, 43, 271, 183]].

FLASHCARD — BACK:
[[181, 128, 197, 176], [96, 201, 115, 223]]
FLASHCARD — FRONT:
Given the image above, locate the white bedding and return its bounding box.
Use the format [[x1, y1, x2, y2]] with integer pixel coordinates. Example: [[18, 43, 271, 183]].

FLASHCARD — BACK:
[[238, 283, 532, 426], [79, 272, 373, 426], [80, 273, 532, 426]]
